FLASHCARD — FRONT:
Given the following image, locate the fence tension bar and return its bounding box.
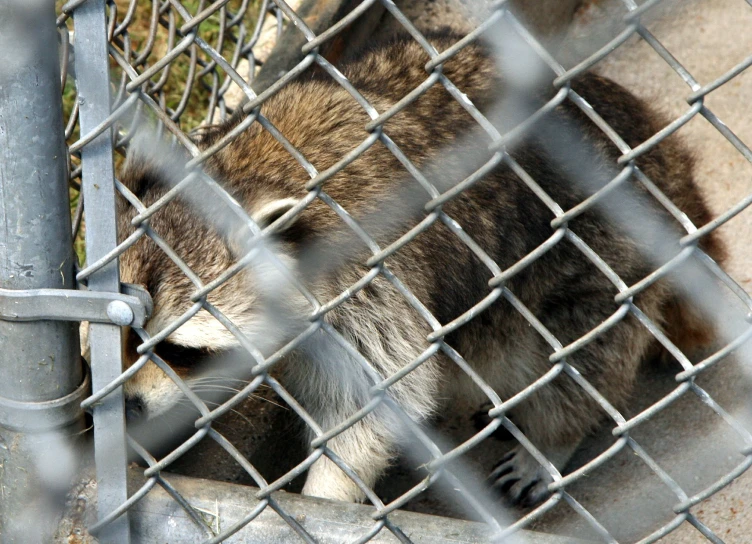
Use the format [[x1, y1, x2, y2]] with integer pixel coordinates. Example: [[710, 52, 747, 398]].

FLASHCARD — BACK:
[[73, 0, 133, 540]]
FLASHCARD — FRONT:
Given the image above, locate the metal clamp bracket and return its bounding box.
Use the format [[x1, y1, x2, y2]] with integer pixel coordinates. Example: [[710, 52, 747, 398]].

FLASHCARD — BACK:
[[0, 371, 91, 433], [0, 283, 152, 327]]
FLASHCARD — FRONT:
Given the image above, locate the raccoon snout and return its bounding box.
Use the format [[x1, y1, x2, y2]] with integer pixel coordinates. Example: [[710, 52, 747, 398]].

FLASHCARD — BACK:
[[125, 394, 147, 422]]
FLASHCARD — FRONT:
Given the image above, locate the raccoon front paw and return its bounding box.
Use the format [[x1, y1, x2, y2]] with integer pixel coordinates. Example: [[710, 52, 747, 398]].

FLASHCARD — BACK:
[[487, 445, 554, 507], [472, 402, 515, 441]]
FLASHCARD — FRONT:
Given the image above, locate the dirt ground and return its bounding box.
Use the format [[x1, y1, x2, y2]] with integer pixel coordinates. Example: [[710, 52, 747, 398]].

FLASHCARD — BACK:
[[158, 1, 752, 542]]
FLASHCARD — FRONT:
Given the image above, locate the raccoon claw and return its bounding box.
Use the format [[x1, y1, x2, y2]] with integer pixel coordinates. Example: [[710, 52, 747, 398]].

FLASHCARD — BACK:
[[488, 445, 553, 507]]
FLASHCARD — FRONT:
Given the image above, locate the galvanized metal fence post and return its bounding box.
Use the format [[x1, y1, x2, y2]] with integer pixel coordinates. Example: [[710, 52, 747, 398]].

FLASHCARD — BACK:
[[0, 0, 84, 541]]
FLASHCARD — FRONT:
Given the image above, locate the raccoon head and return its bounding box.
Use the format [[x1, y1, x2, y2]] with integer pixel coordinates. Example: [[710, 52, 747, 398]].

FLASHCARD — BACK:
[[116, 149, 308, 422]]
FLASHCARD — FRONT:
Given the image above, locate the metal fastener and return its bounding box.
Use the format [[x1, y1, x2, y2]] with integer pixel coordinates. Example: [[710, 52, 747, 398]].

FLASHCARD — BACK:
[[106, 300, 134, 326]]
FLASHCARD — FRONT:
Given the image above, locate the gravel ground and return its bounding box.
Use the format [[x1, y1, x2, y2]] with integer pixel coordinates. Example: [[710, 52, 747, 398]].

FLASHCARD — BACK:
[[162, 1, 752, 542]]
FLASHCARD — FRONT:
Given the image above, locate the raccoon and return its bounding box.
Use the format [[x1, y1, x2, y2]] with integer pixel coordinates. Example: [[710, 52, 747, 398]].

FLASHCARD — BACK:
[[117, 32, 724, 506]]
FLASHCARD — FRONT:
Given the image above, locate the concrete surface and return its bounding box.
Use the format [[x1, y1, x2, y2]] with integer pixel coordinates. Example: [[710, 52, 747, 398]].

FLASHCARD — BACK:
[[549, 1, 752, 542], [161, 1, 752, 543]]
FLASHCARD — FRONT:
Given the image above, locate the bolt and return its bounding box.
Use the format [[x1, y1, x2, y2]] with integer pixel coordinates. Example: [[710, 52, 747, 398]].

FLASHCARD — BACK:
[[106, 300, 134, 326]]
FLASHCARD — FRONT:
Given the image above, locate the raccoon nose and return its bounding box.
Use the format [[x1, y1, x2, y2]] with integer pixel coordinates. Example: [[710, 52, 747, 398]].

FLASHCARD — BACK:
[[125, 395, 146, 422]]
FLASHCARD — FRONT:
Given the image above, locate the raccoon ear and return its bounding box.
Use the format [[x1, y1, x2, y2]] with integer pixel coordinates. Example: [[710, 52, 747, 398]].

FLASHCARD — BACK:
[[227, 197, 307, 255], [119, 152, 163, 199], [251, 197, 302, 232], [121, 132, 187, 199]]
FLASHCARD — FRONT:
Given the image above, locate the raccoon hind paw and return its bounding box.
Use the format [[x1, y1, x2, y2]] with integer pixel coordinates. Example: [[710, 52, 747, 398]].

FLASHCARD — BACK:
[[487, 445, 554, 507]]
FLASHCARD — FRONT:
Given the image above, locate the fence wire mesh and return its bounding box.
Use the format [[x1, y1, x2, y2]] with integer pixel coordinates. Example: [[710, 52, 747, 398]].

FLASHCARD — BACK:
[[45, 0, 752, 541]]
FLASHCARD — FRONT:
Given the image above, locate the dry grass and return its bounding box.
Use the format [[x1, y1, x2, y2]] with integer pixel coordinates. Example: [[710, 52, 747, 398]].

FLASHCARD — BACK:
[[57, 0, 262, 265]]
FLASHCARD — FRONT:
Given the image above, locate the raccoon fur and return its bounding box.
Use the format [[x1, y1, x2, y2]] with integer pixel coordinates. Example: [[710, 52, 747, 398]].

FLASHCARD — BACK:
[[117, 32, 724, 506]]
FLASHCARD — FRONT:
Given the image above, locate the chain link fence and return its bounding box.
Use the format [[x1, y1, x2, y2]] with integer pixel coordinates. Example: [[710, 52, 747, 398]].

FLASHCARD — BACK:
[[1, 0, 752, 542]]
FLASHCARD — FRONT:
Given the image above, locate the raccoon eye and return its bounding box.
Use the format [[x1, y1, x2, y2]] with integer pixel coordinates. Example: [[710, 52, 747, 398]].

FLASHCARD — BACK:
[[154, 341, 213, 369]]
